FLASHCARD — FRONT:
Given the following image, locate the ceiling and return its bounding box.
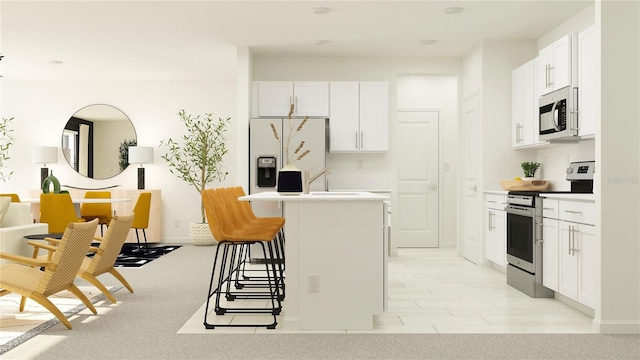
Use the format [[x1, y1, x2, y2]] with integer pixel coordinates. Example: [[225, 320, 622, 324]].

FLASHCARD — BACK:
[[0, 0, 594, 80]]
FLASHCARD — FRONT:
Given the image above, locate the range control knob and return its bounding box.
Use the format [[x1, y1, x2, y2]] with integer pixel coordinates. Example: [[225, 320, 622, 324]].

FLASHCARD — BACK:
[[566, 167, 574, 174]]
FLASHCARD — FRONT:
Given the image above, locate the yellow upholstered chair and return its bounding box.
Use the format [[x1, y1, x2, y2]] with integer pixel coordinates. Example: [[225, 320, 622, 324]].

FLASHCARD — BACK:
[[0, 193, 21, 202], [40, 193, 85, 235], [0, 219, 99, 330], [80, 191, 113, 236], [77, 214, 135, 304], [131, 192, 152, 251]]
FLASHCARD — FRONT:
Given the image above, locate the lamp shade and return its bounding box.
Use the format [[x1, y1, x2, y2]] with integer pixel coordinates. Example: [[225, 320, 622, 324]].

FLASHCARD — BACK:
[[128, 146, 154, 164], [32, 146, 58, 165]]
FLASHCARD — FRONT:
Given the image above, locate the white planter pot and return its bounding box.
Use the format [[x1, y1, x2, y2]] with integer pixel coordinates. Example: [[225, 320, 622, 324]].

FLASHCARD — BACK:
[[189, 222, 216, 246]]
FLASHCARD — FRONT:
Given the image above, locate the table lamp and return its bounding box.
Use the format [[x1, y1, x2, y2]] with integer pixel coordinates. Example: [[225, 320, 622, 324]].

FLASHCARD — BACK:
[[32, 146, 58, 186], [128, 146, 153, 190]]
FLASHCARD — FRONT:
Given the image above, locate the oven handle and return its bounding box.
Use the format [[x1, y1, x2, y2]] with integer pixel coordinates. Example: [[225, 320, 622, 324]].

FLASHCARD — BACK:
[[506, 206, 535, 217]]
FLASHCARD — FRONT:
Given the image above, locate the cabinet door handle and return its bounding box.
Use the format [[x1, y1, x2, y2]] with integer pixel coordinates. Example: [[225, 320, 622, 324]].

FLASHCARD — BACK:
[[572, 227, 581, 253], [568, 225, 573, 256], [564, 210, 582, 214], [542, 207, 555, 210], [355, 131, 359, 148], [294, 96, 298, 114], [487, 200, 497, 203], [360, 131, 364, 149], [545, 64, 550, 88], [488, 210, 493, 230]]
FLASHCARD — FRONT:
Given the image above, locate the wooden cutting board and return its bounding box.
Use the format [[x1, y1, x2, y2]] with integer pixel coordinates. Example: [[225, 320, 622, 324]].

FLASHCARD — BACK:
[[500, 180, 549, 191]]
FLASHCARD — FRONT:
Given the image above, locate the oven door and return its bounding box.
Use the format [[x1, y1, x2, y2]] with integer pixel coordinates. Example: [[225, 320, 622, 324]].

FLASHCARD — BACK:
[[506, 205, 535, 273]]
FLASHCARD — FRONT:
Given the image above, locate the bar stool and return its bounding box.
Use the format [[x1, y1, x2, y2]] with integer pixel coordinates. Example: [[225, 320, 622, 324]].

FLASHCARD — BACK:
[[202, 188, 281, 329], [222, 187, 285, 298]]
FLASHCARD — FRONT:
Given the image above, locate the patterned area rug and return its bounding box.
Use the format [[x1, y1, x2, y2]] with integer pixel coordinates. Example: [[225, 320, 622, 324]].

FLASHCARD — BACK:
[[109, 244, 181, 268], [0, 286, 122, 355]]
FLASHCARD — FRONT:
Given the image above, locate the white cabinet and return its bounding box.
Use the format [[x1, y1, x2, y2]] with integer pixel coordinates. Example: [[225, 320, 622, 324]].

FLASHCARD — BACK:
[[484, 193, 507, 267], [538, 34, 575, 96], [329, 81, 389, 152], [512, 58, 545, 148], [256, 81, 329, 117], [558, 221, 597, 308], [577, 25, 597, 138], [543, 198, 598, 309]]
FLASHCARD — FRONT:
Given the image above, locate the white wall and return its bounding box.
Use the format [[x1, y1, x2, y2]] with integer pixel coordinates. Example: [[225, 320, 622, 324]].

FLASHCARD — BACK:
[[253, 56, 461, 247], [1, 78, 238, 242]]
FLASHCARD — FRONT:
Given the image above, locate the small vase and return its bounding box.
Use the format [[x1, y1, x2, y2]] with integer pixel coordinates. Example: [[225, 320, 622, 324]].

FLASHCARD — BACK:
[[277, 164, 303, 195]]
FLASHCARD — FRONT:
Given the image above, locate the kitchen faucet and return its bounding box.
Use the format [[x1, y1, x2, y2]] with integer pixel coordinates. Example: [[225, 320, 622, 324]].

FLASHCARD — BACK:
[[303, 168, 330, 194]]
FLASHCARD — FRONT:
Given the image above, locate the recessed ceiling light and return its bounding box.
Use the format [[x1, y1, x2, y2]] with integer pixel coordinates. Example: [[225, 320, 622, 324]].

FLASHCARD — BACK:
[[444, 7, 464, 15], [420, 40, 437, 45], [49, 60, 63, 65], [313, 7, 331, 15], [315, 40, 330, 45]]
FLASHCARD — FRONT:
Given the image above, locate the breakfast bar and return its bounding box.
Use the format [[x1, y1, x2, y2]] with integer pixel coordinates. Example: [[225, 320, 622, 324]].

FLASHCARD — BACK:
[[239, 191, 388, 330]]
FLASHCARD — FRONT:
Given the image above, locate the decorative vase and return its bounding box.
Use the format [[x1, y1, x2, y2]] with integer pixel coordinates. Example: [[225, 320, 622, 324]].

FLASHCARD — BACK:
[[189, 222, 216, 246], [277, 164, 303, 195]]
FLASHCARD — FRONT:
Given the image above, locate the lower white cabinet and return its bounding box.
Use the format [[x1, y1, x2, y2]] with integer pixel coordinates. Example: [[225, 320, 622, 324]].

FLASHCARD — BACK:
[[542, 217, 560, 292], [484, 194, 506, 267], [541, 197, 598, 309], [558, 221, 598, 309]]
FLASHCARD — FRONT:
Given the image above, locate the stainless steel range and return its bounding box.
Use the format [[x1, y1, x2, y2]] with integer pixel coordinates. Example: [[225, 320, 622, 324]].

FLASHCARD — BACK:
[[506, 161, 595, 298]]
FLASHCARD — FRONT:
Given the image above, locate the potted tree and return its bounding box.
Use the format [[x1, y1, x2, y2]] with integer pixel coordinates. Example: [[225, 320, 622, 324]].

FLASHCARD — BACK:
[[160, 109, 230, 245], [0, 117, 14, 182]]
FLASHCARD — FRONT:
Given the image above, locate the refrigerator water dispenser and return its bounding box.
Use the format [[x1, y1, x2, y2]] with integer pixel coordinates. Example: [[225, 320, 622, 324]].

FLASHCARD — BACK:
[[256, 156, 277, 187]]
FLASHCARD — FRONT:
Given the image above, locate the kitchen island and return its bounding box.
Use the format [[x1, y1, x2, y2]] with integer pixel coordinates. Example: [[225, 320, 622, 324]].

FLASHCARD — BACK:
[[239, 191, 388, 330]]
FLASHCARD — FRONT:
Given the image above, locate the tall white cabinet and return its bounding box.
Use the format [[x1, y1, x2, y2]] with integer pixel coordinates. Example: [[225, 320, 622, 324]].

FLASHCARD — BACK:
[[577, 25, 597, 138], [329, 81, 389, 152]]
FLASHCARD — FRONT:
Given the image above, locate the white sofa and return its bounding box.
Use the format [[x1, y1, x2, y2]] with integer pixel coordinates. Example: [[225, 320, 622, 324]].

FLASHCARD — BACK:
[[0, 201, 49, 264]]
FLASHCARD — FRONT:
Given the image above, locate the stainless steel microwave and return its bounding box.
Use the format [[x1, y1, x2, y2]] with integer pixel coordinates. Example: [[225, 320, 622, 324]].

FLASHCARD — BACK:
[[539, 86, 579, 141]]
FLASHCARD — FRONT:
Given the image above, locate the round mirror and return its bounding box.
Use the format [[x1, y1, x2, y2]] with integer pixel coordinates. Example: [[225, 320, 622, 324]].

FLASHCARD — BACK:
[[61, 104, 137, 179]]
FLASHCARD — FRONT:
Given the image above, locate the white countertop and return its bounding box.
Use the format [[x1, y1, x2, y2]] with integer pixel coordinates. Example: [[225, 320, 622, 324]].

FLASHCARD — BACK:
[[484, 190, 508, 195], [538, 193, 595, 202], [240, 191, 387, 202]]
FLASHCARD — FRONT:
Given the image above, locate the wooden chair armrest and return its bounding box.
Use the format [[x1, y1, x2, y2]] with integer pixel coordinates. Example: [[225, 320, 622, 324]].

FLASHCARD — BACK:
[[44, 237, 62, 245], [0, 252, 50, 267], [27, 241, 58, 252], [93, 236, 104, 242], [88, 246, 102, 253]]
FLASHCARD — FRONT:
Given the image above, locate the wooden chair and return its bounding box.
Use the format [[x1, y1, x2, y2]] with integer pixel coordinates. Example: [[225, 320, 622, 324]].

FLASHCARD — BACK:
[[0, 219, 100, 330], [80, 191, 113, 236], [77, 214, 135, 304], [131, 192, 152, 251], [40, 193, 85, 235]]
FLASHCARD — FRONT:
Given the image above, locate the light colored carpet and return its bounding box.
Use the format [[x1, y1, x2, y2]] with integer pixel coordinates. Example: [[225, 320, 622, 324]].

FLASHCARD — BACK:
[[0, 285, 121, 354], [1, 244, 638, 360]]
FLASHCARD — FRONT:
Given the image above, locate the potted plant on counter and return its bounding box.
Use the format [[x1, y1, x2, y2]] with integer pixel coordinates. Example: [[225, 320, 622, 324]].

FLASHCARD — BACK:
[[160, 109, 230, 245], [521, 161, 541, 180]]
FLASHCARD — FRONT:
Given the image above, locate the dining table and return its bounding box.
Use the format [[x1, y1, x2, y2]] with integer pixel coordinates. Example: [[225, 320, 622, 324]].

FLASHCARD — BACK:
[[21, 197, 131, 222]]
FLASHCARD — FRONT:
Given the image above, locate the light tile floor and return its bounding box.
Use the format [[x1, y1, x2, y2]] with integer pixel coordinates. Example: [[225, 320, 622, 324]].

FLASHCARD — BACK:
[[178, 248, 599, 334]]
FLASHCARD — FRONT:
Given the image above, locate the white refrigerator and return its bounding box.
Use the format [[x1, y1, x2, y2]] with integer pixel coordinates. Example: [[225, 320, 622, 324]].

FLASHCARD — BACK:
[[249, 117, 328, 218]]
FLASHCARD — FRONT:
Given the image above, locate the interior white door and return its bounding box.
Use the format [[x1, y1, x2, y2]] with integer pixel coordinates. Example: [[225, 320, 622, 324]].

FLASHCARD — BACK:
[[461, 94, 482, 264], [396, 111, 439, 247]]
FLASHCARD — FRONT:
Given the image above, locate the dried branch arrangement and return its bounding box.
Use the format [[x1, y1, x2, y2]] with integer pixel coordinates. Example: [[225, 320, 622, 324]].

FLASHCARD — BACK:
[[270, 104, 310, 165]]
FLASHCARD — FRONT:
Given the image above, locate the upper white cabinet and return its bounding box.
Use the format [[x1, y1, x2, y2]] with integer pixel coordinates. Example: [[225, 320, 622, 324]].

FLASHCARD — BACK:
[[512, 58, 545, 148], [577, 25, 597, 138], [329, 81, 389, 152], [538, 34, 575, 96], [256, 81, 329, 117]]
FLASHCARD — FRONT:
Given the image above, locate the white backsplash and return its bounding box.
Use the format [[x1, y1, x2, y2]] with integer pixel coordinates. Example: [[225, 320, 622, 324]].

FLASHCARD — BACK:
[[536, 138, 595, 191]]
